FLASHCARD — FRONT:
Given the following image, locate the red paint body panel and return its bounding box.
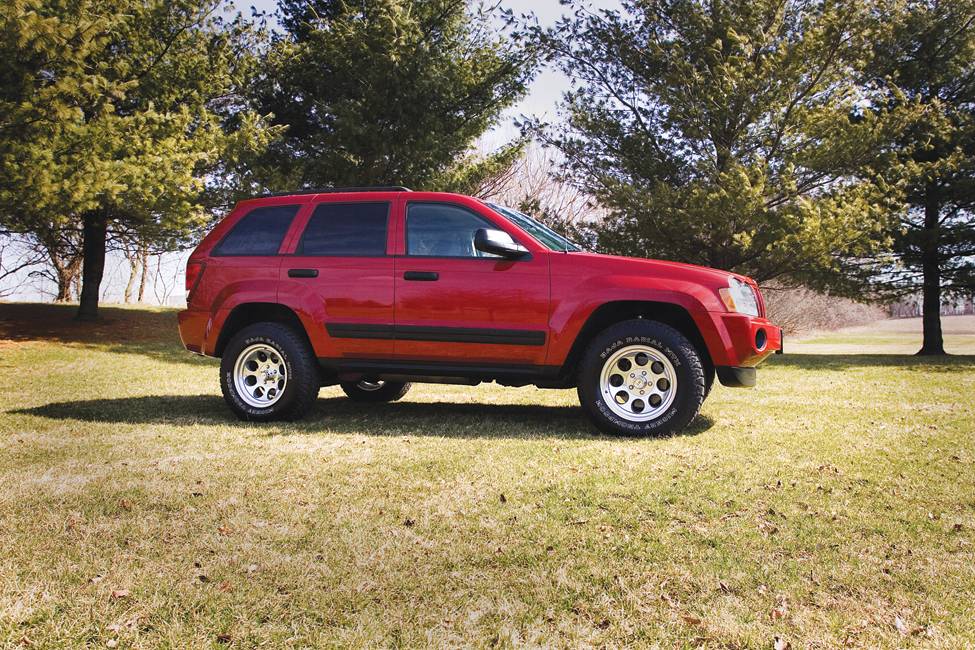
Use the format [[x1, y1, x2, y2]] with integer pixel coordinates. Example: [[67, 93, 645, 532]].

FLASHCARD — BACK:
[[178, 190, 781, 381]]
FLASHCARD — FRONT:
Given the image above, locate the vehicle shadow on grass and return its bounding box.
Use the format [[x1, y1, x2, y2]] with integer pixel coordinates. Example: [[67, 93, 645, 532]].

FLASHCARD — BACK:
[[15, 395, 715, 440]]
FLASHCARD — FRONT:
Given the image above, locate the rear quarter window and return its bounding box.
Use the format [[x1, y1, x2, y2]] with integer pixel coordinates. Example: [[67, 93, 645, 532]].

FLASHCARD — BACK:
[[212, 205, 299, 256]]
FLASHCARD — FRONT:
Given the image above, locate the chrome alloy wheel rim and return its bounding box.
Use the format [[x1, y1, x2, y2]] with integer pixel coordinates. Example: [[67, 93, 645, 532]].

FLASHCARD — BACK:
[[233, 344, 287, 408], [599, 344, 677, 422]]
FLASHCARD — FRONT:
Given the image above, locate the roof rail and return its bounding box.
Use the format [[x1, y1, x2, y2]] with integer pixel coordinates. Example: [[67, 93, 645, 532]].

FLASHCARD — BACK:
[[262, 186, 412, 197]]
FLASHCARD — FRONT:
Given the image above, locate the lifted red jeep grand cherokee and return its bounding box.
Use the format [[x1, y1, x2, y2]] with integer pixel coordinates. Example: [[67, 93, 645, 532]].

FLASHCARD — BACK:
[[178, 187, 782, 436]]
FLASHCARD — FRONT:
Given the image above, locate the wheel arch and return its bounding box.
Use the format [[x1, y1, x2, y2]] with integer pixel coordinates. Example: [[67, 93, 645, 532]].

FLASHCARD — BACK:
[[561, 300, 715, 381], [214, 302, 311, 358]]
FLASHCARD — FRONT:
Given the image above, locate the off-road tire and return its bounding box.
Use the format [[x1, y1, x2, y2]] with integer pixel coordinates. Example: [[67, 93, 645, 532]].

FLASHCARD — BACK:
[[340, 380, 412, 403], [577, 319, 706, 436], [220, 322, 319, 421]]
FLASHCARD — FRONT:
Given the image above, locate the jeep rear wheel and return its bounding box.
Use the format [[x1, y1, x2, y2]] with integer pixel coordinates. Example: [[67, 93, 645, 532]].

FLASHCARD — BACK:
[[340, 379, 411, 403], [577, 319, 706, 436], [220, 322, 319, 421]]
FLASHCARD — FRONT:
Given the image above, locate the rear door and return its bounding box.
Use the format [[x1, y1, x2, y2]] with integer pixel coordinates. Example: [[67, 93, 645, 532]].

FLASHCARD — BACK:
[[280, 199, 395, 359], [392, 199, 550, 366]]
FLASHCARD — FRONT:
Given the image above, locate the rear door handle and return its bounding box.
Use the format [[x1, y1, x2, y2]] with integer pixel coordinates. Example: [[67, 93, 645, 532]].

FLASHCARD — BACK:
[[288, 268, 318, 278], [403, 271, 438, 281]]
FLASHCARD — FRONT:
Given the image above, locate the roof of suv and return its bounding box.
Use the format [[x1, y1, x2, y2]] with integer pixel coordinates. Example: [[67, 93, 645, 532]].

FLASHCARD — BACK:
[[261, 186, 412, 197]]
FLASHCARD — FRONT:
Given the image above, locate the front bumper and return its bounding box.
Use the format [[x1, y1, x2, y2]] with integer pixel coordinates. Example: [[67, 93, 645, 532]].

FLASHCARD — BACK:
[[711, 313, 783, 388]]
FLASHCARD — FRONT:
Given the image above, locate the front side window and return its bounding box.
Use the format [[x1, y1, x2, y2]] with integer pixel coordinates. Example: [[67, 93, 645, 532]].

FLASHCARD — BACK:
[[298, 202, 389, 256], [213, 205, 299, 256], [406, 203, 501, 258]]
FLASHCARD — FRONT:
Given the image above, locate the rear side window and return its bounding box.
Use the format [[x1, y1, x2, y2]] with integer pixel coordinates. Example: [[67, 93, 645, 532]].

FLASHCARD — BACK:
[[298, 202, 389, 256], [213, 205, 298, 256]]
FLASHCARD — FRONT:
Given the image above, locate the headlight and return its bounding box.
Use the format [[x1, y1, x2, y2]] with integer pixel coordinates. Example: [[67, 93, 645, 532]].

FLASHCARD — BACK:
[[719, 277, 760, 317]]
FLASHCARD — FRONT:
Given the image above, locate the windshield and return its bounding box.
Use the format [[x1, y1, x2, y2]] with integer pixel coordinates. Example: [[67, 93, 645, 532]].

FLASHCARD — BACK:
[[486, 203, 581, 252]]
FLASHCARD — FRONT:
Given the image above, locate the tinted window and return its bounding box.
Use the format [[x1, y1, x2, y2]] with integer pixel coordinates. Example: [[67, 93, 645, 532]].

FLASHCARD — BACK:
[[213, 205, 298, 256], [298, 202, 388, 256], [406, 203, 499, 258]]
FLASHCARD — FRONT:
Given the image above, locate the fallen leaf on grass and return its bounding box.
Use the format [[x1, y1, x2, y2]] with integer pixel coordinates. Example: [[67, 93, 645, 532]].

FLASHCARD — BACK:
[[758, 520, 779, 535], [216, 633, 232, 644], [118, 498, 132, 512], [217, 525, 233, 536], [680, 614, 703, 626], [499, 493, 507, 503], [894, 616, 909, 635], [770, 604, 787, 620], [110, 589, 130, 600], [403, 518, 415, 527]]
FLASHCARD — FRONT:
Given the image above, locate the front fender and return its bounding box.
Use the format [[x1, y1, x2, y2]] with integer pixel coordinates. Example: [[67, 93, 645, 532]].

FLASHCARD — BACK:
[[546, 274, 731, 367]]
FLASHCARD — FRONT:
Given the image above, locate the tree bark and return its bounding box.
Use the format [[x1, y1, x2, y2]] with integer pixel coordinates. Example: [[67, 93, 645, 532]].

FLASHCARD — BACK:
[[137, 244, 149, 302], [918, 187, 946, 355], [123, 244, 138, 304], [76, 209, 108, 321], [54, 263, 73, 302]]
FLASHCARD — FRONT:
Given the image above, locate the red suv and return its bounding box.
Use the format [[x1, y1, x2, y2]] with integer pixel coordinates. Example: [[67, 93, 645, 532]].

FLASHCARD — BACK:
[[178, 187, 782, 436]]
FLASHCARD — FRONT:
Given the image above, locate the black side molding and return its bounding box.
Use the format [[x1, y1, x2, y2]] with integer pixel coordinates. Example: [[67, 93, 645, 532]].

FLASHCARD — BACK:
[[716, 366, 757, 388], [288, 268, 319, 278], [325, 323, 546, 346]]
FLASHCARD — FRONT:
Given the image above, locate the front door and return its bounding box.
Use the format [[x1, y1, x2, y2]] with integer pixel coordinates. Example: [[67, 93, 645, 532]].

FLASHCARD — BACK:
[[393, 200, 550, 366]]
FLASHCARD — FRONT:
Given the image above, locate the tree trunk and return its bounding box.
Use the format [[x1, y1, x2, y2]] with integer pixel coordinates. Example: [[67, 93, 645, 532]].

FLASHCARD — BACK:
[[137, 244, 149, 302], [76, 209, 108, 321], [918, 187, 945, 355], [123, 246, 138, 304], [53, 263, 73, 302]]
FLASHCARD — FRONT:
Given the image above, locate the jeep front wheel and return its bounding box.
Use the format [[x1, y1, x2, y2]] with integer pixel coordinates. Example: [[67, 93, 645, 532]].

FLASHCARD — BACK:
[[577, 319, 706, 436], [220, 322, 319, 421]]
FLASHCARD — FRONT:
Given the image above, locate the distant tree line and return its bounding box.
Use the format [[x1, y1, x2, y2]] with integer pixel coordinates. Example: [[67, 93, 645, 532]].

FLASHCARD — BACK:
[[1, 0, 973, 354]]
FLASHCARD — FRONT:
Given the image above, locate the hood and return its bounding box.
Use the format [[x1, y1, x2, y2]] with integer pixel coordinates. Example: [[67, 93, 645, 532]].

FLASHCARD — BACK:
[[571, 251, 750, 288]]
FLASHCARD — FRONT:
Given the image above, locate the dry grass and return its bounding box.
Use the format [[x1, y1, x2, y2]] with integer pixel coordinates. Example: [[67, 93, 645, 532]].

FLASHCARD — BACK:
[[0, 303, 973, 648]]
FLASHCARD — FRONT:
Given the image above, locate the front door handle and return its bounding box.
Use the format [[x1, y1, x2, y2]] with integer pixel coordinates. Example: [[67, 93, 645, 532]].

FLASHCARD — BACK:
[[403, 271, 439, 281], [288, 268, 318, 278]]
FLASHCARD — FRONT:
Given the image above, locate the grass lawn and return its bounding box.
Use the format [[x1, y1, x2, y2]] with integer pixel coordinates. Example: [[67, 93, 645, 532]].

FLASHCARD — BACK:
[[1, 303, 973, 648]]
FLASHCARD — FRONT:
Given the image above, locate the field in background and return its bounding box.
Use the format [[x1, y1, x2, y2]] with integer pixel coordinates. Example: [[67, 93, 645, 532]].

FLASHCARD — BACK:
[[0, 304, 973, 647], [792, 315, 975, 355]]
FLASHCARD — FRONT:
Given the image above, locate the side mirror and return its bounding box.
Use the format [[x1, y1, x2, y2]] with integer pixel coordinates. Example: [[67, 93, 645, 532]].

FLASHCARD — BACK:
[[474, 228, 529, 259]]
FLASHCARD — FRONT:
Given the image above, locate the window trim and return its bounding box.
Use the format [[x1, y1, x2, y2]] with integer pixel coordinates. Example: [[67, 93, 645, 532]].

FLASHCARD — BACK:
[[211, 204, 301, 258], [293, 200, 392, 258], [404, 201, 528, 260]]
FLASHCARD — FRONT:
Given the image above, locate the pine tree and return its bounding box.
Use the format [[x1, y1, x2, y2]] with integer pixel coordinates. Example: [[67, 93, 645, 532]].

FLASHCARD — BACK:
[[867, 0, 975, 354], [519, 0, 914, 292], [0, 0, 277, 319], [251, 0, 535, 192]]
